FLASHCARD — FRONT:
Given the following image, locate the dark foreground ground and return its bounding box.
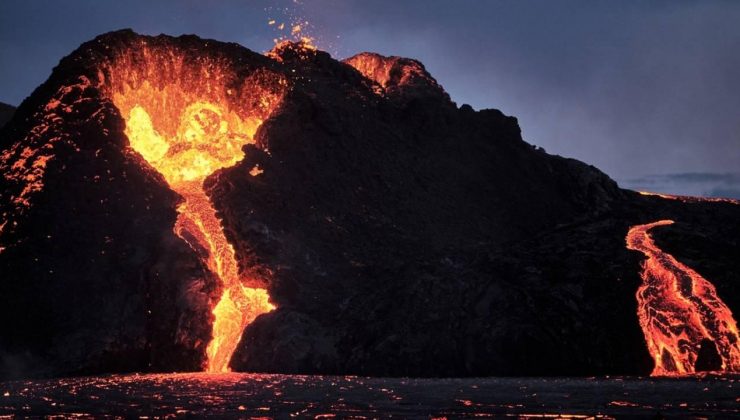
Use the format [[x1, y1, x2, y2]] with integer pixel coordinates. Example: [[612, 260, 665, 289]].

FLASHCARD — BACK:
[[0, 373, 737, 418]]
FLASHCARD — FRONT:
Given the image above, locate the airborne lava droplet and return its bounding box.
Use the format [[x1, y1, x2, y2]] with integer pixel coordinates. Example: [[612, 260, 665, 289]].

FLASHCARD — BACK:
[[104, 44, 283, 372], [626, 220, 740, 375]]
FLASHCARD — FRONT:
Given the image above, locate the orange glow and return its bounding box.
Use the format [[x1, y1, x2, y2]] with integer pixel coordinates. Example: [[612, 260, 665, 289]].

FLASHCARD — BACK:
[[344, 54, 397, 89], [103, 44, 283, 372], [626, 220, 740, 375], [637, 191, 740, 205]]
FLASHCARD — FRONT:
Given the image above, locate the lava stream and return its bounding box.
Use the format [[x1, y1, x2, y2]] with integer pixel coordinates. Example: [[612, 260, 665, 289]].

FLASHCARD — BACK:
[[123, 103, 275, 372], [175, 187, 274, 372], [111, 79, 277, 372], [626, 220, 740, 375], [101, 43, 286, 372]]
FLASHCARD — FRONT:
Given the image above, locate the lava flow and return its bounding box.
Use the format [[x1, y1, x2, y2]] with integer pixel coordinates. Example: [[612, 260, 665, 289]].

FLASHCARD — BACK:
[[638, 191, 740, 205], [626, 220, 740, 375], [105, 45, 282, 372]]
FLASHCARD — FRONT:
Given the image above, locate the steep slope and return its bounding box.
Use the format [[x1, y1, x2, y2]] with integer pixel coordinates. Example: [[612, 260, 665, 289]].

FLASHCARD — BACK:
[[0, 30, 737, 378], [0, 102, 14, 129]]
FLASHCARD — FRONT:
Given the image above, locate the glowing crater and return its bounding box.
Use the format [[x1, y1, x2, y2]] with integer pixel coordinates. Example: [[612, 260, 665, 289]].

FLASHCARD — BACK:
[[105, 45, 282, 372]]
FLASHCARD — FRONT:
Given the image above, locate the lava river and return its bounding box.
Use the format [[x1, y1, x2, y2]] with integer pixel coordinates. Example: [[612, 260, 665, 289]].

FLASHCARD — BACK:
[[104, 45, 283, 372], [626, 220, 740, 375]]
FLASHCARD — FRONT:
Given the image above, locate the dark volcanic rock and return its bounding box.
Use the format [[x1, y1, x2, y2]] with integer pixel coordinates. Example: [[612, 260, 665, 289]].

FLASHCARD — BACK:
[[1, 30, 738, 379], [0, 103, 14, 129]]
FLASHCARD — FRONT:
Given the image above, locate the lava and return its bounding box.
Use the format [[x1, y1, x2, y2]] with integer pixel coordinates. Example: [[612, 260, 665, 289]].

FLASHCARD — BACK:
[[104, 44, 283, 372], [626, 220, 740, 375], [638, 191, 740, 205]]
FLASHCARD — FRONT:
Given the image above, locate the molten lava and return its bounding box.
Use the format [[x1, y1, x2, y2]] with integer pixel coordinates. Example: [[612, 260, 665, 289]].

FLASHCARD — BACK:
[[104, 45, 283, 372], [638, 191, 740, 205], [626, 220, 740, 375]]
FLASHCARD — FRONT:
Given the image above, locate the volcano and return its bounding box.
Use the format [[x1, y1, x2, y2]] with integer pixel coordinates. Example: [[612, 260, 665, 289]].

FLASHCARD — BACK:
[[1, 30, 739, 380]]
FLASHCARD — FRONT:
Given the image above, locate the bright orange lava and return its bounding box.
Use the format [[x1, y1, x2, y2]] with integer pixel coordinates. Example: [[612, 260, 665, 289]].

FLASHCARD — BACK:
[[626, 220, 740, 375], [637, 191, 740, 205], [104, 45, 282, 372]]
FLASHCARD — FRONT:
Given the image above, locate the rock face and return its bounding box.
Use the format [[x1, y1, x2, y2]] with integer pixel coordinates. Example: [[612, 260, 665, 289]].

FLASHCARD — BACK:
[[0, 103, 14, 129], [0, 30, 738, 379]]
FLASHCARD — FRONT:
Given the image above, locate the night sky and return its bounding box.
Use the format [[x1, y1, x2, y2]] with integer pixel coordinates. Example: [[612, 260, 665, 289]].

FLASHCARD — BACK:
[[1, 0, 739, 196]]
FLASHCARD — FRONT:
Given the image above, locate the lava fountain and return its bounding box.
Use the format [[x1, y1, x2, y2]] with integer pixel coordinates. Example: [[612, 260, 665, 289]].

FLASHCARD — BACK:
[[103, 44, 284, 372], [626, 220, 740, 375]]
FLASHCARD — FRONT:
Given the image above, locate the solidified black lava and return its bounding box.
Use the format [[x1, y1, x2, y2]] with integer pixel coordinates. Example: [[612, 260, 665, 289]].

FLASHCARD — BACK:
[[2, 373, 739, 418], [695, 339, 723, 372], [0, 30, 738, 379]]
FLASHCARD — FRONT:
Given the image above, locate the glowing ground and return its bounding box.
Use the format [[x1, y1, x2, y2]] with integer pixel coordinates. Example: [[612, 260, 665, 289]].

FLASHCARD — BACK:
[[1, 373, 738, 418]]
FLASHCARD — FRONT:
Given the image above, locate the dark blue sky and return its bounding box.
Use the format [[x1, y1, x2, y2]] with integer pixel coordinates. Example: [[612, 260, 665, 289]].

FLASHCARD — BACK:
[[1, 0, 739, 185]]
